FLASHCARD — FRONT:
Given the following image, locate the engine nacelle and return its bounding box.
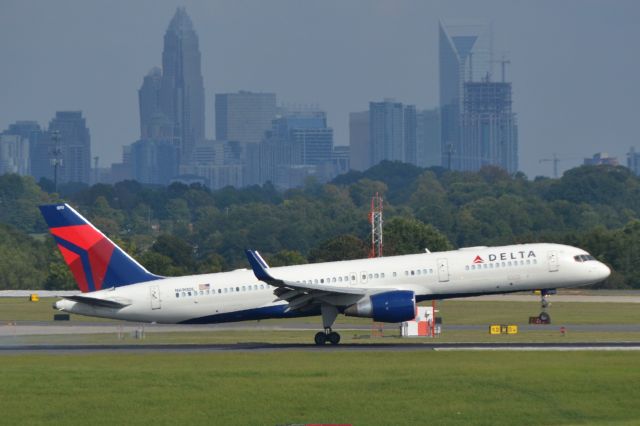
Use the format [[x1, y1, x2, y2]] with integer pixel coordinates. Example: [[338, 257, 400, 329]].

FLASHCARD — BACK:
[[344, 290, 416, 323]]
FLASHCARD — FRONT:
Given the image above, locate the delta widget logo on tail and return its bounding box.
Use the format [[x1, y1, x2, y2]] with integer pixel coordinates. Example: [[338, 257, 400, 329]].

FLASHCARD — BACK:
[[50, 224, 114, 292]]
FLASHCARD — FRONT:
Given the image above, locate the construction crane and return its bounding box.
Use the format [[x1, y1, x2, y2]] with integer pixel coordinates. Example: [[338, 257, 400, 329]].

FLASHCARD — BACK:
[[491, 54, 511, 82], [539, 154, 580, 178]]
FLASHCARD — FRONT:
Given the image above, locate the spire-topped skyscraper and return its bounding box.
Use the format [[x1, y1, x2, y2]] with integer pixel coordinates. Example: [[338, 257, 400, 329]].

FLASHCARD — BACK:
[[142, 7, 205, 163]]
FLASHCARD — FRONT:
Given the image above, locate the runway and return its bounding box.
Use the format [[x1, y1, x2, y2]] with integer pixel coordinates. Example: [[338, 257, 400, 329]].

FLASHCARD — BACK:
[[3, 321, 640, 337], [1, 341, 640, 354]]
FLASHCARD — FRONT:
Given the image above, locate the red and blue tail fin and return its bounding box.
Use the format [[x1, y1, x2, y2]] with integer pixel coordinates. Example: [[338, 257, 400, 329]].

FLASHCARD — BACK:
[[40, 203, 162, 292]]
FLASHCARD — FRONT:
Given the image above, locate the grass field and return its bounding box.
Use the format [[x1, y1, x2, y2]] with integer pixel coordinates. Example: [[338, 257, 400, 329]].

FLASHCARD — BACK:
[[1, 351, 639, 426]]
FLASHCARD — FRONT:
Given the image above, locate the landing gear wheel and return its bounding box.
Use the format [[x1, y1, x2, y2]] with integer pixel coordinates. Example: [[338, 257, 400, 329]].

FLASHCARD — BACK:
[[328, 332, 341, 345], [539, 312, 551, 322], [314, 331, 327, 345]]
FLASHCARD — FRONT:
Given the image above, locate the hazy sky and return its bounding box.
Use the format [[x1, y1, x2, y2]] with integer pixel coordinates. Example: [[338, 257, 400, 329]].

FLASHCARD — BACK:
[[1, 0, 639, 177]]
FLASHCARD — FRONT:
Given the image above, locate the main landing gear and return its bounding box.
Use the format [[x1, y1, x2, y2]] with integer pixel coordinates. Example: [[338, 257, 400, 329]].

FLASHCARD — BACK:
[[315, 304, 341, 345], [315, 328, 341, 345]]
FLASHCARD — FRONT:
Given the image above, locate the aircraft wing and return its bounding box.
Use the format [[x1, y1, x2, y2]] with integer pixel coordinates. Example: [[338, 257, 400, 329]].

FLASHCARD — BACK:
[[245, 250, 367, 312]]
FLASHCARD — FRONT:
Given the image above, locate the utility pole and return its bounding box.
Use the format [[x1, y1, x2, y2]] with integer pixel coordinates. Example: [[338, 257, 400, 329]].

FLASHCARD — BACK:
[[446, 143, 454, 171], [50, 130, 62, 192]]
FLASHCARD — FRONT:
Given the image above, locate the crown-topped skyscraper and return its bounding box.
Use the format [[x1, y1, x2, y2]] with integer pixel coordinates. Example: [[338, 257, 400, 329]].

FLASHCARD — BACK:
[[139, 7, 205, 164]]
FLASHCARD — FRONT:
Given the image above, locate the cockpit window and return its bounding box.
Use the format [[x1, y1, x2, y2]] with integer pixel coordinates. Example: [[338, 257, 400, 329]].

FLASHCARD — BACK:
[[574, 254, 596, 262]]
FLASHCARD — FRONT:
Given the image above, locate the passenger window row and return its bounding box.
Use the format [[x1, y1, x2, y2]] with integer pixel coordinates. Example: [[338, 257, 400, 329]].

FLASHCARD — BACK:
[[299, 267, 436, 285], [465, 259, 538, 271], [175, 283, 267, 298]]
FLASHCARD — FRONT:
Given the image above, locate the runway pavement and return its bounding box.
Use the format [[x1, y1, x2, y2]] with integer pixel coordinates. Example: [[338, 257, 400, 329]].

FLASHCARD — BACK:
[[3, 321, 640, 337]]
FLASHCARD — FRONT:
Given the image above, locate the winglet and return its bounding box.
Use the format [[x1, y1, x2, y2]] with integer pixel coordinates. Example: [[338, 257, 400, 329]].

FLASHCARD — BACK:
[[245, 250, 277, 283]]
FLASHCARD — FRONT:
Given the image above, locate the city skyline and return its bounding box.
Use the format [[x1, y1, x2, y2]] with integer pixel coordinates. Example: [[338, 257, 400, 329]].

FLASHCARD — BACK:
[[1, 1, 639, 177]]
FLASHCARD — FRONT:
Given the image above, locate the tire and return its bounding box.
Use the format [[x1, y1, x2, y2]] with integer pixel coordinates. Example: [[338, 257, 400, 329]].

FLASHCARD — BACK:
[[328, 332, 341, 345], [539, 312, 551, 323], [314, 331, 327, 345]]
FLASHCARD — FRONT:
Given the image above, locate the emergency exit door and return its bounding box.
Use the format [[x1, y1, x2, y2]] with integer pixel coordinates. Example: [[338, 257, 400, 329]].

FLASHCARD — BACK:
[[150, 285, 161, 310], [547, 251, 559, 272]]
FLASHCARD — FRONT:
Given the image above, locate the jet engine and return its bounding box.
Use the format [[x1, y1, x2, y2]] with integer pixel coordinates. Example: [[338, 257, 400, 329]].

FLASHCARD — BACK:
[[344, 290, 415, 323]]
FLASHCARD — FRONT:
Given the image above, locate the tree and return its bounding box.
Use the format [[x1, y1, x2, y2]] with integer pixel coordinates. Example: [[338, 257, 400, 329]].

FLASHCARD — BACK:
[[385, 217, 453, 255], [309, 235, 368, 262]]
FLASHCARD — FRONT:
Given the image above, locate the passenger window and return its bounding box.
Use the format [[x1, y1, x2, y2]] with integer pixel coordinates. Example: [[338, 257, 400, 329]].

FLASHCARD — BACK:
[[502, 262, 506, 267], [182, 292, 186, 297], [361, 274, 366, 280], [411, 270, 415, 276], [534, 259, 538, 264], [374, 273, 379, 279], [188, 292, 192, 296], [405, 271, 409, 276], [393, 272, 397, 277], [526, 260, 531, 265], [218, 289, 221, 294], [200, 290, 203, 296], [321, 279, 324, 283], [471, 265, 475, 270], [175, 293, 179, 298], [351, 275, 356, 281], [368, 274, 373, 279], [260, 284, 264, 289], [381, 273, 385, 278], [484, 264, 488, 269], [465, 265, 469, 271], [236, 287, 240, 292], [332, 278, 336, 283], [416, 270, 421, 275], [338, 277, 342, 282]]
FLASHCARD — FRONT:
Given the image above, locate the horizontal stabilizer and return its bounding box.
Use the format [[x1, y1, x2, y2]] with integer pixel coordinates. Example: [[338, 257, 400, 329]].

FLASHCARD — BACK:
[[63, 295, 131, 309]]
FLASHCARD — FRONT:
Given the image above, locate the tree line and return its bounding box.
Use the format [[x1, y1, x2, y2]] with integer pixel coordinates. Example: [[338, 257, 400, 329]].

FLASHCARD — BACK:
[[1, 161, 639, 289]]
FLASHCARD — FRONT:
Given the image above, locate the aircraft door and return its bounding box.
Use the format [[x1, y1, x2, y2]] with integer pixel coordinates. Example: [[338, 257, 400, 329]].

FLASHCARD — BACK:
[[150, 285, 161, 310], [437, 258, 449, 282], [548, 251, 559, 272]]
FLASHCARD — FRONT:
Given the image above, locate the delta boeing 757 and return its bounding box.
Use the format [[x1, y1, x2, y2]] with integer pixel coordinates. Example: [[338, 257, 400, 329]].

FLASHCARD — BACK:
[[41, 203, 610, 345]]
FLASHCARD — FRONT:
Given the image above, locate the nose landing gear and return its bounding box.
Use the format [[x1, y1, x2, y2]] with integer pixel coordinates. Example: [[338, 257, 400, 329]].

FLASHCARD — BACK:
[[531, 289, 555, 324]]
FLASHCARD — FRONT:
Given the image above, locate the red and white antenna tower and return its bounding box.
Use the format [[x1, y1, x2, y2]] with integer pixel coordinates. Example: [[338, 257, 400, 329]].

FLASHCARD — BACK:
[[369, 192, 383, 258]]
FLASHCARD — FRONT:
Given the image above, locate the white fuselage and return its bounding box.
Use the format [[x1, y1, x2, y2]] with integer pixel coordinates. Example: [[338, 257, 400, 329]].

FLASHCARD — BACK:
[[54, 243, 610, 324]]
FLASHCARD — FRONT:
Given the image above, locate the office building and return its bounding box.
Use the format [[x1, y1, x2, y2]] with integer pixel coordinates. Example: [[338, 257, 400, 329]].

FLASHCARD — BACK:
[[0, 134, 30, 175], [130, 139, 179, 185], [459, 81, 518, 173], [215, 92, 277, 144], [349, 111, 370, 171], [139, 67, 173, 140], [416, 108, 441, 168], [369, 100, 404, 165], [48, 111, 91, 184]]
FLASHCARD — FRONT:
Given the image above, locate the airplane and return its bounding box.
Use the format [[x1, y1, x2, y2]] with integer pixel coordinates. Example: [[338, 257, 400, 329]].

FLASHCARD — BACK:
[[41, 202, 611, 345]]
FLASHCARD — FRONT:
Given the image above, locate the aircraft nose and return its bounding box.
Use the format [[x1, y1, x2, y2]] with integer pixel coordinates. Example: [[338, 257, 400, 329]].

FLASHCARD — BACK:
[[596, 262, 611, 281]]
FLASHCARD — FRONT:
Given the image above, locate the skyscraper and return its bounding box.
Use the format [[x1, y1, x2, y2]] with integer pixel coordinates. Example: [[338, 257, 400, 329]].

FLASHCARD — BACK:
[[439, 19, 492, 170], [138, 67, 173, 140], [159, 7, 205, 162], [215, 92, 277, 144], [48, 111, 91, 184], [369, 100, 404, 165], [460, 81, 518, 173], [416, 108, 441, 168], [349, 111, 370, 171]]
